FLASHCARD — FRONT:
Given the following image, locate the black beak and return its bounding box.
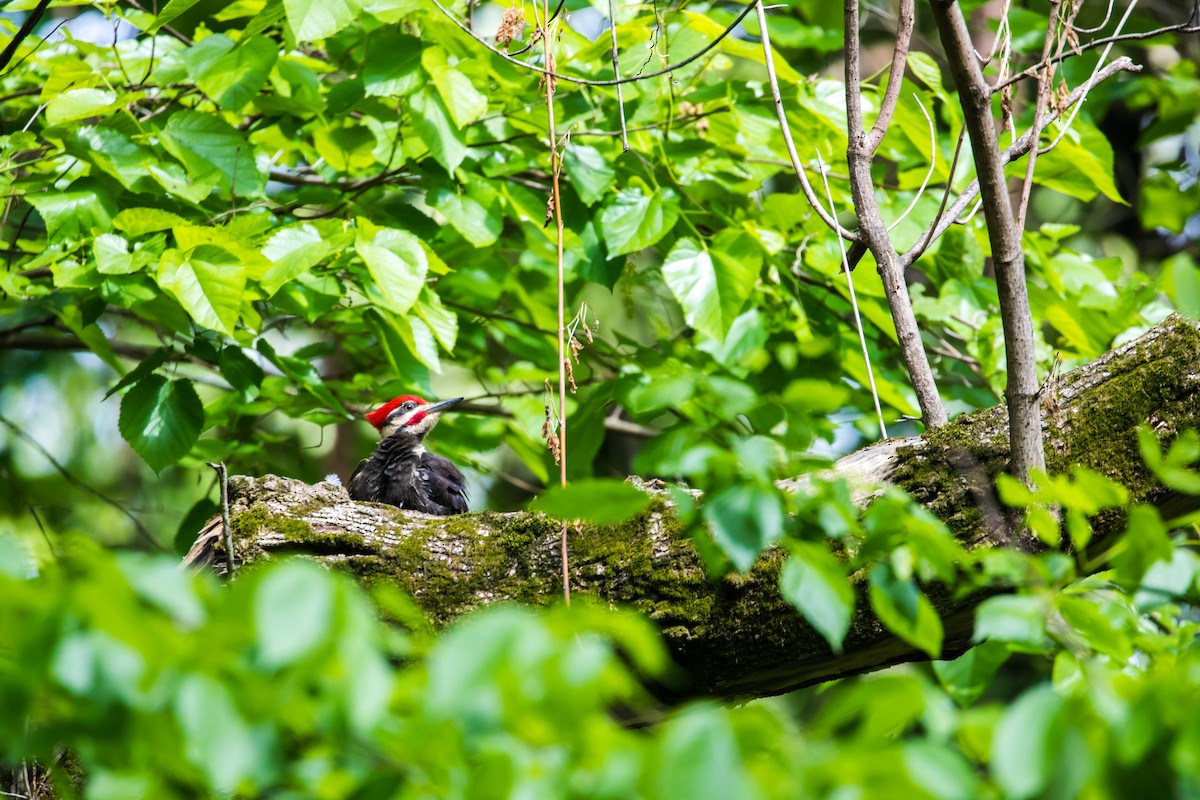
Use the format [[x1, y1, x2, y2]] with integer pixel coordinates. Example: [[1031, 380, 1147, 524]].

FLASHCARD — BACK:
[[424, 396, 464, 414]]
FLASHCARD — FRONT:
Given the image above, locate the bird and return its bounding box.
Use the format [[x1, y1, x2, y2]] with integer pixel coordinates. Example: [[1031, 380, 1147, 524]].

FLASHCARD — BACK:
[[347, 394, 469, 515]]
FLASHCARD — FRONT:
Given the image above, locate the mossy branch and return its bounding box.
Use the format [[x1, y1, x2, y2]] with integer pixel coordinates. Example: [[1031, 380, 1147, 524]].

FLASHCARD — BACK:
[[185, 315, 1200, 700]]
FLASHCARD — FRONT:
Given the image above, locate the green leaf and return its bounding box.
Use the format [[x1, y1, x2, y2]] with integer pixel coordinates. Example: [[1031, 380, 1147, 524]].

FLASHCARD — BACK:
[[113, 208, 190, 237], [529, 479, 651, 525], [104, 348, 170, 400], [355, 222, 428, 315], [26, 183, 116, 243], [1033, 118, 1125, 204], [119, 376, 205, 472], [991, 686, 1080, 800], [704, 484, 784, 572], [410, 89, 467, 172], [184, 34, 278, 112], [868, 563, 943, 657], [363, 308, 431, 393], [255, 560, 335, 667], [427, 63, 486, 128], [260, 223, 336, 296], [94, 233, 151, 275], [662, 232, 760, 342], [285, 0, 361, 40], [598, 187, 680, 256], [906, 51, 945, 95], [155, 246, 247, 335], [1111, 505, 1173, 587], [655, 705, 750, 800], [159, 111, 265, 199], [218, 346, 264, 399], [779, 543, 854, 653], [150, 0, 204, 31], [174, 674, 262, 793], [972, 594, 1047, 649], [564, 144, 616, 206], [1164, 253, 1200, 317], [363, 33, 423, 97], [313, 124, 377, 171], [429, 187, 501, 247], [45, 88, 119, 125], [413, 289, 457, 352], [902, 741, 983, 800], [256, 339, 350, 416], [932, 640, 1011, 706]]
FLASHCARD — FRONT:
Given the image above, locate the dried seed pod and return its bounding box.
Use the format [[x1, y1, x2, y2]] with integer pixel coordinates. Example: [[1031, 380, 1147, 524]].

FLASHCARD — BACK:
[[494, 5, 525, 48]]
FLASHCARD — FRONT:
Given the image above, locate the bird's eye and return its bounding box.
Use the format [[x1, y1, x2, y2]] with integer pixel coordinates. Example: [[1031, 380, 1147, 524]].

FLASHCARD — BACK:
[[403, 402, 415, 410]]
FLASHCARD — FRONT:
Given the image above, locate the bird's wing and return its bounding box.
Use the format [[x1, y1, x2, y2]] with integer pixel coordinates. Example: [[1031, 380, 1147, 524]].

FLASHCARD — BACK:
[[347, 457, 376, 502], [418, 451, 469, 514]]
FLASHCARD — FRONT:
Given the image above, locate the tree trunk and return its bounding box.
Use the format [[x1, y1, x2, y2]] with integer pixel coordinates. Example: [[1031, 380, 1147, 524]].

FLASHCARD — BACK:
[[185, 315, 1200, 701]]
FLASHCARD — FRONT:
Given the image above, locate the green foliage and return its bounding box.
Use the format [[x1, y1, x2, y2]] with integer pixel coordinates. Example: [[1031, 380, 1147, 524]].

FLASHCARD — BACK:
[[1, 0, 1199, 796], [528, 478, 652, 525]]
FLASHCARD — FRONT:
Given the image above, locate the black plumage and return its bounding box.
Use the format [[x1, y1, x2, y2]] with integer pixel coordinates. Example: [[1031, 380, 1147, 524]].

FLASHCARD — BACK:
[[347, 395, 468, 515]]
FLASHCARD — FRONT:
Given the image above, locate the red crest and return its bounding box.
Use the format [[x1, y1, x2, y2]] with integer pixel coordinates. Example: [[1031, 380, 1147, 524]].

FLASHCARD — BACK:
[[365, 395, 425, 429]]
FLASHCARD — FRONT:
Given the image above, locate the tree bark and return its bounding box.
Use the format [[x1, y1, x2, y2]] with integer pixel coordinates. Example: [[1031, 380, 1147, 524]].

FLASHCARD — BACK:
[[929, 0, 1046, 482], [186, 315, 1200, 701]]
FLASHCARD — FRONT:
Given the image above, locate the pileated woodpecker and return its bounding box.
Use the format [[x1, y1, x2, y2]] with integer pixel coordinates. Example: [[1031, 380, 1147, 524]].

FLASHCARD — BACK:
[[347, 395, 469, 515]]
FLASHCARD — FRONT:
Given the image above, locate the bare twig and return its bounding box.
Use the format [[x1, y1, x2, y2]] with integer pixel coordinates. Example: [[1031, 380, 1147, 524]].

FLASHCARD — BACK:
[[431, 0, 757, 88], [0, 413, 164, 551], [606, 0, 629, 152], [817, 150, 887, 439], [887, 92, 937, 232], [992, 10, 1196, 94], [1015, 0, 1061, 233], [536, 0, 571, 605], [843, 0, 947, 428], [901, 57, 1140, 269], [930, 0, 1044, 482], [754, 1, 858, 243], [207, 462, 234, 575], [866, 0, 914, 154], [1040, 0, 1139, 155]]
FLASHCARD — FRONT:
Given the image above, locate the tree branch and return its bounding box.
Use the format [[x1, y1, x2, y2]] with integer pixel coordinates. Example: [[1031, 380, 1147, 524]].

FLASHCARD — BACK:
[[0, 0, 51, 76], [865, 0, 915, 154], [184, 315, 1200, 700], [930, 0, 1044, 483], [900, 57, 1140, 268], [752, 2, 858, 243], [843, 0, 947, 428]]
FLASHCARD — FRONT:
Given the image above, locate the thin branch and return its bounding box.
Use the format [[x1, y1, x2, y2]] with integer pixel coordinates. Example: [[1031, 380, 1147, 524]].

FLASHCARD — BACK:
[[606, 0, 629, 152], [817, 150, 886, 439], [1015, 0, 1062, 233], [754, 1, 858, 243], [991, 11, 1197, 94], [901, 57, 1140, 268], [904, 125, 965, 264], [887, 92, 937, 233], [930, 0, 1044, 482], [0, 0, 51, 76], [0, 413, 164, 551], [430, 0, 758, 88], [1040, 0, 1139, 155], [536, 1, 571, 606], [122, 0, 193, 45], [843, 0, 947, 428], [865, 0, 914, 154], [1069, 0, 1114, 33], [208, 462, 234, 575]]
